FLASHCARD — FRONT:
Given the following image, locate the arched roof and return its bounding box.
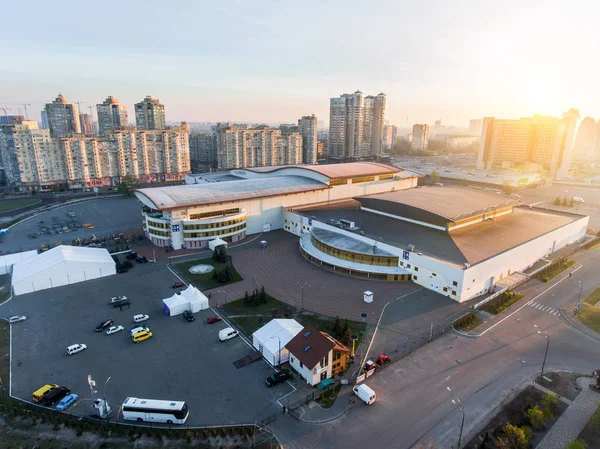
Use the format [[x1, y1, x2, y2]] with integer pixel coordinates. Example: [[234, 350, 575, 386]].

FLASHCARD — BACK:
[[243, 162, 401, 180]]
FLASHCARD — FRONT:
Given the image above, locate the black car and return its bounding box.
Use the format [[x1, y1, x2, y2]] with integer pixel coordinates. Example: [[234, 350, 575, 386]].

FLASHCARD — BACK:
[[266, 371, 290, 386], [112, 299, 130, 308], [116, 265, 128, 274], [42, 386, 70, 406], [122, 260, 133, 269], [136, 255, 148, 263], [95, 319, 114, 332], [183, 310, 195, 322], [126, 251, 137, 260]]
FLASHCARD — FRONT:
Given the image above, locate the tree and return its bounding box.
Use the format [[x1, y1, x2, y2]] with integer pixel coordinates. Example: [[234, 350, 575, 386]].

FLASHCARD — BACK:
[[526, 404, 545, 430], [562, 195, 568, 206], [430, 170, 440, 185], [565, 440, 588, 449], [553, 197, 562, 205], [243, 291, 250, 305], [332, 316, 341, 338], [259, 285, 267, 304], [117, 182, 129, 196], [51, 184, 60, 193], [496, 424, 530, 449]]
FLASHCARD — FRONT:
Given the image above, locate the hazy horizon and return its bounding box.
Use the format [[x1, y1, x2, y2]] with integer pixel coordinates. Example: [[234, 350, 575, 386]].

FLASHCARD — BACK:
[[1, 0, 599, 127]]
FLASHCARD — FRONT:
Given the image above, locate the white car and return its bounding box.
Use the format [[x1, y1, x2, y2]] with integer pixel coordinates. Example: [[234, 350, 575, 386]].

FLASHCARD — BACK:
[[106, 325, 124, 335], [67, 343, 87, 355], [130, 326, 150, 336], [109, 295, 127, 304], [8, 315, 27, 323], [133, 314, 149, 323]]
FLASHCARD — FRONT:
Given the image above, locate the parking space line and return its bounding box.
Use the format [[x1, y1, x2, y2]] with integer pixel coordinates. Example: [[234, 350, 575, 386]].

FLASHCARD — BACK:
[[276, 382, 298, 407]]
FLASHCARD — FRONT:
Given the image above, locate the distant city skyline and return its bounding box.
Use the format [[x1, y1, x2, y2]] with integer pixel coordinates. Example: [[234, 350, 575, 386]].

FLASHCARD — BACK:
[[1, 1, 598, 126]]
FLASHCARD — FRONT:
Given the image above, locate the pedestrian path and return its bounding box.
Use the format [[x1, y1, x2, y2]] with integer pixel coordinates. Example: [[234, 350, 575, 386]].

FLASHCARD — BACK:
[[529, 302, 561, 316], [536, 377, 600, 449]]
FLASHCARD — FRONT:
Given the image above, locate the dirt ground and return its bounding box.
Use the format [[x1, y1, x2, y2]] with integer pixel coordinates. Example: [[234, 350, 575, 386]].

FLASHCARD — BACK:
[[534, 371, 585, 401], [464, 381, 568, 449]]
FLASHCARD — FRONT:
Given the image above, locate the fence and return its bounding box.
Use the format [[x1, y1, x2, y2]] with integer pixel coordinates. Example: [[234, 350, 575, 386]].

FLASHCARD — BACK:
[[286, 384, 336, 420]]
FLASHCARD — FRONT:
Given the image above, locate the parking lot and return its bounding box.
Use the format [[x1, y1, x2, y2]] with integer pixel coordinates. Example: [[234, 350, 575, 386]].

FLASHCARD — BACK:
[[1, 197, 143, 254], [4, 260, 292, 425]]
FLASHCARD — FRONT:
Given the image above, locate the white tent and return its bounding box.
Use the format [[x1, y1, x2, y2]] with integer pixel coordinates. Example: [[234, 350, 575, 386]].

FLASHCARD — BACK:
[[180, 285, 209, 312], [162, 285, 209, 316], [0, 250, 38, 275], [252, 319, 304, 366], [12, 246, 116, 295], [162, 293, 189, 316], [209, 237, 228, 251]]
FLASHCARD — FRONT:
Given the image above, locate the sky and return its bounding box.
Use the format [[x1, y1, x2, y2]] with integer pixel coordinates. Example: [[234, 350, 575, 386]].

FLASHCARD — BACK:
[[1, 0, 599, 127]]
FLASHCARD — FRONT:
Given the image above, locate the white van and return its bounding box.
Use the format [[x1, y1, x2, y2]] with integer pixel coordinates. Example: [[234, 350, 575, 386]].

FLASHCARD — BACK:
[[218, 327, 239, 341], [67, 344, 87, 356], [353, 384, 376, 405]]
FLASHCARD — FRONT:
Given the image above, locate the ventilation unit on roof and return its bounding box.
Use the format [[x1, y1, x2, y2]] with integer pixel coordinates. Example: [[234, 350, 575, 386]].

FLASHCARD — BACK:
[[408, 244, 415, 252]]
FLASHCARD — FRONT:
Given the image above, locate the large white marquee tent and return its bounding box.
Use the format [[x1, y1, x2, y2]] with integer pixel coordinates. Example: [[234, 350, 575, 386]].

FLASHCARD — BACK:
[[252, 319, 304, 366], [162, 285, 209, 316], [0, 250, 37, 275], [12, 246, 116, 295]]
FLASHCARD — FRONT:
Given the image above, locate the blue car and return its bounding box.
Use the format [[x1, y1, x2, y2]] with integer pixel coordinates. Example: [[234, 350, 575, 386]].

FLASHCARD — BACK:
[[55, 393, 78, 411]]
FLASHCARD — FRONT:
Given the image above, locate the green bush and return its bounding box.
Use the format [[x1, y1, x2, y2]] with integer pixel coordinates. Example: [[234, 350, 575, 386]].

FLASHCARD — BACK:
[[526, 404, 545, 430], [565, 440, 588, 449], [496, 424, 530, 449], [583, 237, 600, 250], [480, 291, 524, 315], [542, 392, 560, 417]]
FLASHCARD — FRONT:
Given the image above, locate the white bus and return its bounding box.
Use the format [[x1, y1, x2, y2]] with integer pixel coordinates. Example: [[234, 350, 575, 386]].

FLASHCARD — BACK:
[[121, 397, 189, 424]]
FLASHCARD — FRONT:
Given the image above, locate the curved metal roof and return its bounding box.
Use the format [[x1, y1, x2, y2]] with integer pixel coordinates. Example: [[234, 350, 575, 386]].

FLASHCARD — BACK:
[[244, 162, 401, 180], [134, 176, 328, 210]]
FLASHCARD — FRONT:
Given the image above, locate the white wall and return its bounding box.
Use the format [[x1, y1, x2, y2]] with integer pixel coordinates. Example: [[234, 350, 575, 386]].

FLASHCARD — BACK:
[[289, 351, 333, 386]]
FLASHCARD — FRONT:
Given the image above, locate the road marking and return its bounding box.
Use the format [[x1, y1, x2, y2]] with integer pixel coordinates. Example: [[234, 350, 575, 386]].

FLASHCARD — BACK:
[[480, 264, 582, 336], [276, 382, 298, 407], [554, 311, 560, 316]]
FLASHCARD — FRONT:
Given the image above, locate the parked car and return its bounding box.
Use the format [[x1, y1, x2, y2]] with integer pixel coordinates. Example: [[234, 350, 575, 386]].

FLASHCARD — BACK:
[[207, 316, 222, 324], [172, 281, 185, 288], [133, 314, 149, 323], [218, 327, 239, 341], [266, 371, 290, 387], [95, 320, 114, 332], [116, 265, 128, 274], [122, 260, 133, 269], [66, 343, 87, 355], [126, 252, 137, 260], [43, 386, 70, 406], [182, 310, 195, 322], [136, 255, 148, 263], [112, 299, 130, 308], [132, 330, 153, 343], [8, 315, 27, 323], [109, 295, 127, 304], [130, 326, 150, 336], [55, 393, 79, 411], [106, 325, 124, 335]]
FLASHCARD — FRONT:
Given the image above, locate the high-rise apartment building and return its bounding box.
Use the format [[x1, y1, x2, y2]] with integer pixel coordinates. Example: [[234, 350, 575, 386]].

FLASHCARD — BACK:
[[45, 94, 81, 137], [0, 115, 24, 125], [96, 96, 129, 136], [329, 91, 386, 159], [79, 113, 94, 135], [469, 119, 483, 134], [298, 115, 317, 164], [382, 124, 398, 150], [0, 122, 190, 190], [189, 133, 217, 169], [135, 96, 166, 130], [40, 110, 48, 129], [476, 110, 579, 178], [411, 124, 430, 151], [572, 117, 600, 163], [215, 124, 302, 169]]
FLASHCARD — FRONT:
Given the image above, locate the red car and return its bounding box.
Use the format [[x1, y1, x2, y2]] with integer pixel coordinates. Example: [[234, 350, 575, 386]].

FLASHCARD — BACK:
[[207, 316, 222, 324], [172, 281, 185, 288]]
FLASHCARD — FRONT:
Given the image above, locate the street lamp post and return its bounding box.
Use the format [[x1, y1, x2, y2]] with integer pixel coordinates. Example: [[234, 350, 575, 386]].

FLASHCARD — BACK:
[[538, 331, 550, 378], [103, 376, 112, 419], [298, 281, 308, 313], [447, 386, 465, 449]]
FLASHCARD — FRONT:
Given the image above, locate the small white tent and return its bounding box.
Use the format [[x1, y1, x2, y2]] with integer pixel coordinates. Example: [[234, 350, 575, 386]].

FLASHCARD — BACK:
[[252, 319, 304, 366], [180, 285, 209, 312], [12, 246, 115, 295], [209, 238, 228, 251], [162, 293, 189, 316], [162, 285, 209, 316]]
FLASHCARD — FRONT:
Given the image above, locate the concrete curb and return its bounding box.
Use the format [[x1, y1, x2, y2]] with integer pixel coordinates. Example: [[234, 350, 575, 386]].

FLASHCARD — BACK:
[[559, 304, 600, 343], [297, 396, 352, 425]]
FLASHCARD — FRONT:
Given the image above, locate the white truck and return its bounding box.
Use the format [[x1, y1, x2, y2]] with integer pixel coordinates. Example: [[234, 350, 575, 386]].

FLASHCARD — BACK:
[[353, 384, 376, 405]]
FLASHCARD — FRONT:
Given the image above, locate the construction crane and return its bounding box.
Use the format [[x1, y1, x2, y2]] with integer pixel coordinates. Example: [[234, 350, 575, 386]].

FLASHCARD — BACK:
[[5, 103, 32, 120]]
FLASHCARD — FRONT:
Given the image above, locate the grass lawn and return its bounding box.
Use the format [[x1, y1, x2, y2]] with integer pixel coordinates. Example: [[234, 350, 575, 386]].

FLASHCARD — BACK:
[[222, 294, 287, 316], [0, 320, 9, 392], [315, 384, 342, 408], [0, 198, 40, 213], [0, 274, 10, 304], [173, 257, 242, 290], [453, 313, 482, 332], [535, 259, 576, 282], [578, 287, 600, 334]]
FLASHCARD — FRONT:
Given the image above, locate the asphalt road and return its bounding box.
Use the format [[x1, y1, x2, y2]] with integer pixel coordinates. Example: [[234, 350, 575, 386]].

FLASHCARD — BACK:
[[269, 248, 600, 449]]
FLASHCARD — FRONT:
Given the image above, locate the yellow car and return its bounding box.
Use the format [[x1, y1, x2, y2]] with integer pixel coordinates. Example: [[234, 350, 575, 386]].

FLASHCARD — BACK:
[[132, 330, 153, 343]]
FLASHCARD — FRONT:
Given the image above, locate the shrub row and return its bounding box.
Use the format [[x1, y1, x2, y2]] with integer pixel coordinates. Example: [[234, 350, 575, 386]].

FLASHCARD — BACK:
[[582, 237, 600, 250], [534, 257, 575, 283], [480, 291, 524, 315], [453, 313, 480, 331]]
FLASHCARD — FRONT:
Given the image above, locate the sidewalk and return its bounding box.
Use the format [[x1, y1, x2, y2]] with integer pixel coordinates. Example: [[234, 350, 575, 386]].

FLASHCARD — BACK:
[[536, 377, 600, 449]]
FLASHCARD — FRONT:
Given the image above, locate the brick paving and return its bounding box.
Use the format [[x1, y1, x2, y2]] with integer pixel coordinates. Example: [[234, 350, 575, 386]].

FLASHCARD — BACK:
[[204, 232, 422, 323], [536, 377, 600, 449]]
